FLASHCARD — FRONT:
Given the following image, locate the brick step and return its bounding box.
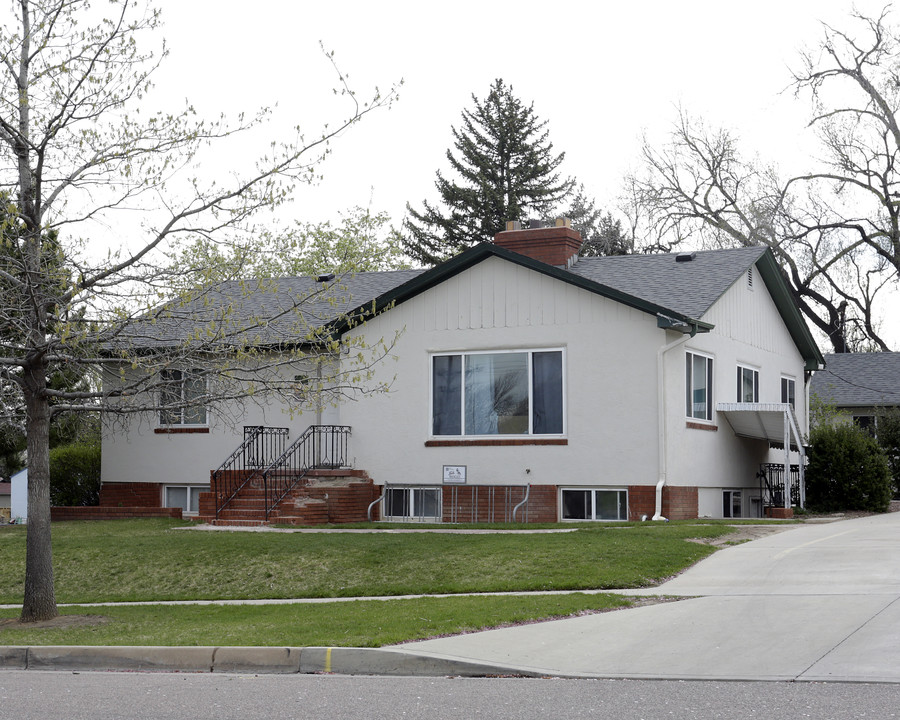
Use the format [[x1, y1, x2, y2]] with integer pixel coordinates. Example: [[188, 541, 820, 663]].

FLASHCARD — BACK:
[[215, 509, 271, 521], [210, 519, 268, 527]]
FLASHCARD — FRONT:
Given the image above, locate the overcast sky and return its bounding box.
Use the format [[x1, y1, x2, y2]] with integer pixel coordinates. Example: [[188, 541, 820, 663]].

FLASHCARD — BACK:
[[152, 0, 885, 220], [148, 0, 898, 344]]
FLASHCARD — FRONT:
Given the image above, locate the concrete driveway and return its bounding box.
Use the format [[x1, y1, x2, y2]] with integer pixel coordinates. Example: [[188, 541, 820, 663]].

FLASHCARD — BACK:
[[394, 513, 900, 682]]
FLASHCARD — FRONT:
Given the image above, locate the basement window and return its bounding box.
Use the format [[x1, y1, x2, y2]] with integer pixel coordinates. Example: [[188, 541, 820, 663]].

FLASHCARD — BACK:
[[561, 488, 628, 521], [383, 487, 442, 522], [165, 485, 208, 516]]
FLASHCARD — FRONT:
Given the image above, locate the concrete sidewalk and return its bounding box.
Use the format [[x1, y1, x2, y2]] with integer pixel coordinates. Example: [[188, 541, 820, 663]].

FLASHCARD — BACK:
[[393, 512, 900, 682]]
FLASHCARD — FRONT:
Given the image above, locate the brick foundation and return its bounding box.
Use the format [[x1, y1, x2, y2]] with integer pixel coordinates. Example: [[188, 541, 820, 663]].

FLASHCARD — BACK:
[[51, 506, 182, 521], [765, 506, 794, 519], [438, 485, 558, 523], [99, 482, 162, 508], [627, 485, 699, 521]]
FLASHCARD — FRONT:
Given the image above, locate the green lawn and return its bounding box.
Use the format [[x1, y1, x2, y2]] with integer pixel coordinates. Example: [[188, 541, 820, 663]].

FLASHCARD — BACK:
[[0, 518, 745, 646]]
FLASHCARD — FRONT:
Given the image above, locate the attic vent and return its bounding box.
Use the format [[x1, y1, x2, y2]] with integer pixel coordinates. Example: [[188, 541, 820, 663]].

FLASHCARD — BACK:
[[675, 252, 696, 263], [316, 273, 335, 283], [747, 267, 754, 289]]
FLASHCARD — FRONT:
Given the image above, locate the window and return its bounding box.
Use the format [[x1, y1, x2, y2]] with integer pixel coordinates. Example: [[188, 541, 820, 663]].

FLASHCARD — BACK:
[[561, 488, 628, 521], [383, 487, 442, 521], [159, 369, 207, 426], [432, 350, 564, 436], [781, 377, 796, 409], [737, 365, 759, 403], [854, 415, 876, 436], [723, 490, 742, 518], [165, 485, 208, 515], [685, 352, 713, 421]]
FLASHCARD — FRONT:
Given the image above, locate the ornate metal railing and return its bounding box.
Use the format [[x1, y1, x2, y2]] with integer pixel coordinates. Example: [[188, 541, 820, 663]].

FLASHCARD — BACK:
[[758, 463, 801, 510], [212, 426, 289, 519], [261, 425, 351, 520]]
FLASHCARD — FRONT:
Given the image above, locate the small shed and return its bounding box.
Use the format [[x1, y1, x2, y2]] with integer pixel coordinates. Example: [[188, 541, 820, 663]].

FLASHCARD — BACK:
[[0, 481, 10, 521], [10, 468, 27, 522]]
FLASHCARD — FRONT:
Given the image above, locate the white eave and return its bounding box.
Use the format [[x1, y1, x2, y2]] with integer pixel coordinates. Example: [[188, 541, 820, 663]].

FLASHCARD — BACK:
[[716, 403, 804, 451]]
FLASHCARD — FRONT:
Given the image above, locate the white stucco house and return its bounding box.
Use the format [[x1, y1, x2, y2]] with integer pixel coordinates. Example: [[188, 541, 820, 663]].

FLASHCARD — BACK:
[[100, 222, 823, 523]]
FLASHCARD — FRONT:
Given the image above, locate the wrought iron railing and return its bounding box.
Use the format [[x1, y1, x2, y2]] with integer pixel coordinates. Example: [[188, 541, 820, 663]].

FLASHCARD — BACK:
[[212, 426, 289, 519], [758, 463, 801, 509], [261, 425, 351, 520]]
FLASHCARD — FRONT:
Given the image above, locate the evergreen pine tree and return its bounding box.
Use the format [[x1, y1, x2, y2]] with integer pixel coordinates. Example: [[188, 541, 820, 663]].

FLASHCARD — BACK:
[[404, 79, 576, 266]]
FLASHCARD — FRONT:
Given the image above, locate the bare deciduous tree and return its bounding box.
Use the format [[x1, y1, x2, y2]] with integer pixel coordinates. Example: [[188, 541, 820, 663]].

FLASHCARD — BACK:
[[629, 8, 900, 353], [0, 0, 398, 622]]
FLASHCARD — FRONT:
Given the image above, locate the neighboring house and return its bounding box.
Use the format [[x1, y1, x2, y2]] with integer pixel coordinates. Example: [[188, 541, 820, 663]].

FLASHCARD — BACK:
[[100, 222, 823, 523], [0, 481, 10, 521], [810, 352, 900, 433], [9, 468, 26, 522]]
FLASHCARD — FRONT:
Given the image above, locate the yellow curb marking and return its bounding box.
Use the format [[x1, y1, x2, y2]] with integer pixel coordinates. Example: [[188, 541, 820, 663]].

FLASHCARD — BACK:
[[325, 647, 332, 673]]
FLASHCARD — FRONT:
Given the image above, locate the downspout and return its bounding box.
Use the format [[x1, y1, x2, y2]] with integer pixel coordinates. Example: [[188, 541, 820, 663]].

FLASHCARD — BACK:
[[655, 331, 692, 521]]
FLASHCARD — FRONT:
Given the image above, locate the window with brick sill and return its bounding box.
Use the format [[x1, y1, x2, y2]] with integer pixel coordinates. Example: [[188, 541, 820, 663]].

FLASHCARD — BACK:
[[159, 369, 207, 427], [431, 349, 564, 438], [685, 351, 713, 422]]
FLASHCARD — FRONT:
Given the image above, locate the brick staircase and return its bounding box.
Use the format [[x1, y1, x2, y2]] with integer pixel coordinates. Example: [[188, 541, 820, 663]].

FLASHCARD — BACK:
[[198, 469, 378, 526]]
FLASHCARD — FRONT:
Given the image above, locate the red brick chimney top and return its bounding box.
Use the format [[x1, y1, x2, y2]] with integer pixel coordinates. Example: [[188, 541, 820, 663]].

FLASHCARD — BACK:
[[493, 219, 583, 268]]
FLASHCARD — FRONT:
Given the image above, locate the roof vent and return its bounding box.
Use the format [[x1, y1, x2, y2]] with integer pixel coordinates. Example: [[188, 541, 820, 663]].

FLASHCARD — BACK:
[[316, 273, 335, 283], [529, 219, 546, 229], [675, 252, 697, 263]]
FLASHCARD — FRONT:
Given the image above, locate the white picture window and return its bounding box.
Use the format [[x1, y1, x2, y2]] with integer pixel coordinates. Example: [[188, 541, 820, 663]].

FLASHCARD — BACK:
[[165, 485, 208, 515], [159, 369, 207, 426], [781, 377, 796, 409], [432, 350, 564, 436], [561, 488, 628, 521], [383, 487, 442, 521], [737, 365, 759, 403], [686, 351, 713, 421]]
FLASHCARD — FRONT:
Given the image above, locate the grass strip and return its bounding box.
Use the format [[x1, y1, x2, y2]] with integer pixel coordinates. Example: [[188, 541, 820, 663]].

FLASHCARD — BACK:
[[0, 593, 634, 647], [0, 519, 734, 603]]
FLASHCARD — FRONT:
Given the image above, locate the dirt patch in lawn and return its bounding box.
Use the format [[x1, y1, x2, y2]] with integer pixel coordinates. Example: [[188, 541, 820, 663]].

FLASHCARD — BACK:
[[690, 524, 791, 547], [0, 614, 110, 630]]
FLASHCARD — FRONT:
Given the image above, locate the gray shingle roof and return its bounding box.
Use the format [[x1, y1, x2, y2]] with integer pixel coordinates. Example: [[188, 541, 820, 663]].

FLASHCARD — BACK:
[[568, 246, 767, 319], [811, 353, 900, 407], [110, 269, 425, 351], [112, 244, 792, 355]]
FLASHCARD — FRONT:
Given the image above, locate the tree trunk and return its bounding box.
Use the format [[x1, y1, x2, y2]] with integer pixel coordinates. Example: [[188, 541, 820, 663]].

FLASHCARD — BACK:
[[20, 363, 57, 622]]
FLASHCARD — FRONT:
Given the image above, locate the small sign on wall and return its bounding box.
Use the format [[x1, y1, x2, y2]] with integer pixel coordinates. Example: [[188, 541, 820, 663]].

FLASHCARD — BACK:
[[443, 465, 467, 484]]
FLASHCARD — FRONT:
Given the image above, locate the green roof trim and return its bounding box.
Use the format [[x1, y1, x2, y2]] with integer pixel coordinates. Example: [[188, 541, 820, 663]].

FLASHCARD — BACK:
[[330, 242, 715, 338]]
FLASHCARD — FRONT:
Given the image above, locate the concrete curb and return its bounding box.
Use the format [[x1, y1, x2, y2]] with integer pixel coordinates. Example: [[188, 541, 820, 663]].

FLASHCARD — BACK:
[[0, 645, 536, 677]]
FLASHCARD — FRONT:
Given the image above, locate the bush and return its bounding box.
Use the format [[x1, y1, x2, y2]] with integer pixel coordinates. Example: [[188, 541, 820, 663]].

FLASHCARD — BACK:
[[49, 442, 101, 506], [806, 423, 892, 512], [875, 407, 900, 498]]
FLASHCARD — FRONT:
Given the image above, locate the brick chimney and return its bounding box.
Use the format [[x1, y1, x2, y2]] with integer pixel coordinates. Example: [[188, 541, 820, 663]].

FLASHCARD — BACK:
[[493, 218, 583, 268]]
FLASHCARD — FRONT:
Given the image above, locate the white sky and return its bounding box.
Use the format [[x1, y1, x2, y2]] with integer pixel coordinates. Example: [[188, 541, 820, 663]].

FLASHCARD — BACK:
[[149, 0, 898, 345]]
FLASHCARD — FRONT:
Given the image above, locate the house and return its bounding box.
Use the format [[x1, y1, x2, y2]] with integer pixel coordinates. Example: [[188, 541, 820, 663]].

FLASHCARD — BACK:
[[0, 481, 10, 521], [9, 468, 26, 522], [100, 222, 823, 523], [810, 352, 900, 432]]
